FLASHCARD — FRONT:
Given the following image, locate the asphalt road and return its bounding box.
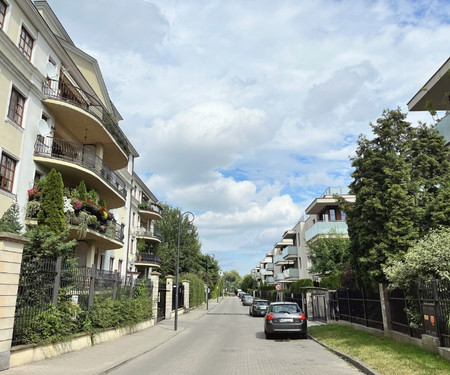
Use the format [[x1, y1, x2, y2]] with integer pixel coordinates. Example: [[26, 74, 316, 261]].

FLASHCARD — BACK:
[[109, 296, 363, 375]]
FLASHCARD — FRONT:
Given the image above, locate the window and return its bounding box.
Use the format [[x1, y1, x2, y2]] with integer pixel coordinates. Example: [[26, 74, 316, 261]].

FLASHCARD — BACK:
[[0, 153, 16, 192], [19, 26, 34, 60], [109, 257, 114, 271], [8, 87, 25, 126], [118, 260, 123, 276], [0, 0, 7, 29]]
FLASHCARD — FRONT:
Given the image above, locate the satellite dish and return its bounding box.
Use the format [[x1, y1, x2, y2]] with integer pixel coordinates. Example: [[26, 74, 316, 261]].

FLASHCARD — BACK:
[[45, 61, 57, 78], [37, 119, 51, 137]]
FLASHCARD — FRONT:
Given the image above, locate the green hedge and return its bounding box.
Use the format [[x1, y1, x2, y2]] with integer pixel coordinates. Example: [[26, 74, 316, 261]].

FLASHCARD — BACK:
[[181, 273, 205, 307], [15, 281, 152, 345]]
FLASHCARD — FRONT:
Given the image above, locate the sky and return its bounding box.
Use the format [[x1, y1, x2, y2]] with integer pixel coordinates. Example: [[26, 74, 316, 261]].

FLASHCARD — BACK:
[[45, 0, 450, 277]]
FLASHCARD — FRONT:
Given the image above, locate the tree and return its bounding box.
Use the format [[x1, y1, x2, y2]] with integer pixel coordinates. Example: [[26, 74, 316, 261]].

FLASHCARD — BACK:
[[0, 200, 22, 233], [154, 203, 203, 278], [307, 229, 350, 276], [23, 226, 76, 262], [344, 108, 450, 288], [223, 270, 242, 291], [241, 274, 257, 292], [384, 227, 450, 288], [37, 168, 66, 235]]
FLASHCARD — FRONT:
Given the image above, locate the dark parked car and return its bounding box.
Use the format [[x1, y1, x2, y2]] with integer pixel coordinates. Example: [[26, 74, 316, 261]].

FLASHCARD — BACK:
[[249, 299, 269, 316], [242, 294, 254, 306], [264, 302, 307, 339]]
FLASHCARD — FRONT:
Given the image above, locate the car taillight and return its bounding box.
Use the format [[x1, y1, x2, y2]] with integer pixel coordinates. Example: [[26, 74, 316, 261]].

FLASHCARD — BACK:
[[299, 313, 306, 320], [266, 313, 274, 321], [253, 305, 257, 310]]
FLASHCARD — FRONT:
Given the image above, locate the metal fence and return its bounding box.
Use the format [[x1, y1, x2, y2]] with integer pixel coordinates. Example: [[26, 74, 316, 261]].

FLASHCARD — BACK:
[[12, 257, 146, 347], [330, 280, 450, 347], [330, 288, 384, 330], [388, 280, 450, 347]]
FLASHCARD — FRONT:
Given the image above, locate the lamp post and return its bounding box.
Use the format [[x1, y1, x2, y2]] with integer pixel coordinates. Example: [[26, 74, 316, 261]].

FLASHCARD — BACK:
[[174, 210, 194, 331], [206, 255, 209, 310]]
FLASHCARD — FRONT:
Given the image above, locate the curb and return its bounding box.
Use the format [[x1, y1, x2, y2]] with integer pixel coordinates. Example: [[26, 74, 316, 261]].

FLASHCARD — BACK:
[[308, 335, 382, 375]]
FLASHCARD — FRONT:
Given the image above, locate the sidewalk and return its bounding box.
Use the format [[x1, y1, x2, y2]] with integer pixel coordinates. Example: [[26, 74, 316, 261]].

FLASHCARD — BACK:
[[4, 300, 221, 375]]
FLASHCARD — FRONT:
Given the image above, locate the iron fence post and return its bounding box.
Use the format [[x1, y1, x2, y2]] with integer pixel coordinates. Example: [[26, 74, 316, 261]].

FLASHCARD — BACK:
[[432, 280, 444, 347], [52, 257, 62, 307], [88, 264, 96, 310]]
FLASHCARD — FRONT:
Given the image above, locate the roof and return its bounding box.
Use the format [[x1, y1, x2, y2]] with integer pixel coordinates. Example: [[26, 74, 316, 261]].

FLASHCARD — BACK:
[[408, 57, 450, 112]]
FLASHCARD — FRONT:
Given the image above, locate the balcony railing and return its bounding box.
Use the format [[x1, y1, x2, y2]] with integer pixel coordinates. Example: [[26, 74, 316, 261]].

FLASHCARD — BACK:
[[135, 227, 162, 241], [34, 137, 126, 198], [138, 202, 163, 216], [42, 79, 129, 155], [282, 245, 298, 258], [136, 253, 161, 265], [283, 268, 299, 279], [265, 276, 275, 284], [305, 221, 348, 242]]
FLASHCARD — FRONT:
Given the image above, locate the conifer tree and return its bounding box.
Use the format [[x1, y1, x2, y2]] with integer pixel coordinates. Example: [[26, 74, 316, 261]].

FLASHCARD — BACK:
[[37, 168, 66, 234], [0, 200, 22, 233], [345, 108, 450, 288]]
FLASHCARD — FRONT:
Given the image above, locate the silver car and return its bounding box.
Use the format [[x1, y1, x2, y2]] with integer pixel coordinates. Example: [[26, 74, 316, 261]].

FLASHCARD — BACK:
[[264, 302, 307, 339], [242, 294, 254, 306]]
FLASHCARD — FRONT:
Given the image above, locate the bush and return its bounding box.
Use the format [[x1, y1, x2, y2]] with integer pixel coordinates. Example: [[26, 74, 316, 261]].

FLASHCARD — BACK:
[[182, 273, 205, 307], [290, 279, 314, 292]]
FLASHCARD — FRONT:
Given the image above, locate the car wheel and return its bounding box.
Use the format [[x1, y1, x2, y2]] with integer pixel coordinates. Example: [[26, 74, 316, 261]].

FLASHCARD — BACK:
[[265, 330, 273, 340]]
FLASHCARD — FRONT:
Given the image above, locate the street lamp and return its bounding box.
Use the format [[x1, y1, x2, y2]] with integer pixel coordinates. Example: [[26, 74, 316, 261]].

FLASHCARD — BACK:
[[174, 210, 194, 331]]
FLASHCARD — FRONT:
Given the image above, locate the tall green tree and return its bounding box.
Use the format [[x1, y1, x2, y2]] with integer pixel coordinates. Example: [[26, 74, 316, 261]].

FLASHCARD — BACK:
[[154, 203, 202, 278], [344, 108, 450, 288], [307, 228, 350, 276], [223, 270, 242, 291], [241, 274, 257, 292], [0, 200, 22, 233], [37, 168, 66, 235]]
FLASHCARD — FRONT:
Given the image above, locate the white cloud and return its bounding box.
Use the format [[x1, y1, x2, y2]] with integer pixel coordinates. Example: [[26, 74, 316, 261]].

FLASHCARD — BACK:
[[46, 0, 450, 276]]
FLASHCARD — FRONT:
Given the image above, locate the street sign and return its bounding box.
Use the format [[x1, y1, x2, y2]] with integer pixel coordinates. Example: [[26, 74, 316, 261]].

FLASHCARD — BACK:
[[275, 283, 282, 291]]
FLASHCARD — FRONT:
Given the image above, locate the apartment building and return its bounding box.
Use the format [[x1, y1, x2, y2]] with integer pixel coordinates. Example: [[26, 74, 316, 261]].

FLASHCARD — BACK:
[[408, 57, 450, 141], [253, 187, 355, 287], [0, 0, 161, 280]]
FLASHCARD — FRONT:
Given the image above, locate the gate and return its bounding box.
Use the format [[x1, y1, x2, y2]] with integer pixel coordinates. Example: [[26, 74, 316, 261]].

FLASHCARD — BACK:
[[157, 282, 167, 322], [312, 293, 327, 322]]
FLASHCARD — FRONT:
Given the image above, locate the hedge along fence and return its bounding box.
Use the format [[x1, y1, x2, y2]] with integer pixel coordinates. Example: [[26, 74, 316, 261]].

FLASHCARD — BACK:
[[182, 273, 205, 307], [13, 257, 153, 346]]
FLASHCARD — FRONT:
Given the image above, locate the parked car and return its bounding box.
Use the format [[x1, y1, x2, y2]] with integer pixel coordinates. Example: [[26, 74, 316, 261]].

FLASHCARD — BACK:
[[242, 294, 254, 306], [249, 299, 269, 316], [264, 302, 307, 339]]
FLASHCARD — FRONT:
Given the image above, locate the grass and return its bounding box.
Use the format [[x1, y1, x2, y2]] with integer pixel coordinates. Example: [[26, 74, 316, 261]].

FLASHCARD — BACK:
[[308, 324, 450, 375]]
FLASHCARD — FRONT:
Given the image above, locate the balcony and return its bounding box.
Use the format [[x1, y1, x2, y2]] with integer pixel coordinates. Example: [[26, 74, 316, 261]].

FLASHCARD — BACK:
[[274, 255, 291, 266], [34, 137, 126, 208], [42, 79, 128, 170], [282, 245, 298, 259], [305, 221, 348, 242], [138, 202, 163, 221], [135, 253, 161, 268], [283, 268, 300, 280], [135, 227, 162, 243], [260, 268, 273, 276], [266, 263, 274, 271], [275, 273, 285, 281], [265, 276, 275, 284]]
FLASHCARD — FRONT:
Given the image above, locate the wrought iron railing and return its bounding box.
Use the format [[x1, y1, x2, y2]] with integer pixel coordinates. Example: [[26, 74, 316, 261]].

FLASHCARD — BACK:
[[136, 253, 161, 265], [135, 227, 162, 241], [138, 202, 163, 216], [42, 79, 129, 155], [34, 136, 126, 198]]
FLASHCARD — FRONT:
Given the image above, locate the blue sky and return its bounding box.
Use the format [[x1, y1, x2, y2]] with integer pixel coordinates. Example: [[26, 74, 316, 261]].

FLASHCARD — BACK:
[[46, 0, 450, 277]]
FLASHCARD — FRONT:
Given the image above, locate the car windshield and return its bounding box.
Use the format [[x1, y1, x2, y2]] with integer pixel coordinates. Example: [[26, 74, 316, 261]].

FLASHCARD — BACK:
[[271, 304, 299, 313], [256, 301, 268, 306]]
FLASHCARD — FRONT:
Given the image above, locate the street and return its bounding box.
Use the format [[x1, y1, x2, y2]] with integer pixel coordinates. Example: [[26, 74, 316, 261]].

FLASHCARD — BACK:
[[109, 296, 362, 375]]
